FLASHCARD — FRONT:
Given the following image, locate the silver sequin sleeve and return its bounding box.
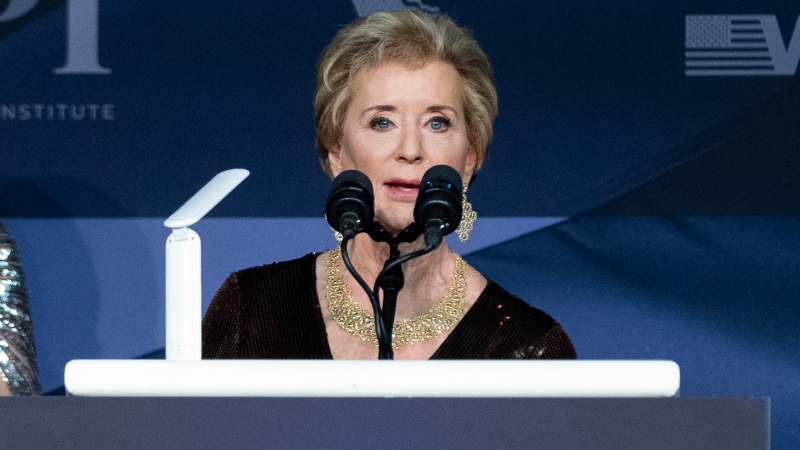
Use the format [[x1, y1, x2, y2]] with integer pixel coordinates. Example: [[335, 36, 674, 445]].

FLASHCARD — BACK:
[[0, 220, 41, 395]]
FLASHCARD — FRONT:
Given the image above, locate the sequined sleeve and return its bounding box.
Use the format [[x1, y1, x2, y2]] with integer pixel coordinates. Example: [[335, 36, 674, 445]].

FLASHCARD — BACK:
[[0, 221, 42, 395]]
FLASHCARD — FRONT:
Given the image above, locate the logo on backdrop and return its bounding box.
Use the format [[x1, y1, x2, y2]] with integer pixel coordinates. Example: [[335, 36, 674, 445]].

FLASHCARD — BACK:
[[1, 0, 113, 121], [350, 0, 440, 17], [0, 103, 114, 121], [0, 0, 110, 75], [685, 15, 800, 76]]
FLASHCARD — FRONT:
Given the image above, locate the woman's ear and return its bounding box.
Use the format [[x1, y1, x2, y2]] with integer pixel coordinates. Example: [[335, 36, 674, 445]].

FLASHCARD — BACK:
[[463, 145, 478, 187], [328, 143, 344, 178]]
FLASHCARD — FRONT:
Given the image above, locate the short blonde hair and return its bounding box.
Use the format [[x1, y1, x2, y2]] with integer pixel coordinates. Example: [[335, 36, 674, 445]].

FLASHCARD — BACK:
[[314, 11, 498, 180]]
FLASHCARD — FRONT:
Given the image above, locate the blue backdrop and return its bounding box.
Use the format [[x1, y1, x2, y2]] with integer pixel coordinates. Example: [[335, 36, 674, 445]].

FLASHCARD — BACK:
[[2, 0, 798, 446]]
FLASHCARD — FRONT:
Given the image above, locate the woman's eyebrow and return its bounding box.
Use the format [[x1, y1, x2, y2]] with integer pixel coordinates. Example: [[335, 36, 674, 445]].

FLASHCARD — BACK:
[[427, 105, 458, 115], [362, 105, 397, 115]]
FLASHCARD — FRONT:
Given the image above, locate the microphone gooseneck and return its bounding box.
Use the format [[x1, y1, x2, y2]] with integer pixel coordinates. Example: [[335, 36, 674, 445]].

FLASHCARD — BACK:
[[413, 165, 463, 250], [326, 170, 375, 241], [326, 170, 391, 358], [325, 166, 465, 360], [370, 165, 464, 356]]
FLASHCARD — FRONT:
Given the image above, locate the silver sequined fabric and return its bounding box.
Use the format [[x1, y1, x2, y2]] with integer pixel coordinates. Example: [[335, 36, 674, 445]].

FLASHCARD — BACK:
[[0, 220, 41, 395]]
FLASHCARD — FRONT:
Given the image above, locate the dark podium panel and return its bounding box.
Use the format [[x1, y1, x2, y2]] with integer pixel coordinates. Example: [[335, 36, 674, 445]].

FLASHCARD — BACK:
[[2, 397, 768, 449]]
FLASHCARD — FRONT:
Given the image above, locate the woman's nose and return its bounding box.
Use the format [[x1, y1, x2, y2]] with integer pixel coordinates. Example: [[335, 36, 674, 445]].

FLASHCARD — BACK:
[[395, 126, 424, 163]]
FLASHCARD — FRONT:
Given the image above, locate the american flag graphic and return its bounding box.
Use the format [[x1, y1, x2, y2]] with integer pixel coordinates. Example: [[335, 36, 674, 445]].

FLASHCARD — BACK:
[[685, 15, 789, 76]]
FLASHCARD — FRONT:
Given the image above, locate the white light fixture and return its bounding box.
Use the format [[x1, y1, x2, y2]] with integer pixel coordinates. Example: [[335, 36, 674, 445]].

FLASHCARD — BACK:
[[163, 168, 249, 360]]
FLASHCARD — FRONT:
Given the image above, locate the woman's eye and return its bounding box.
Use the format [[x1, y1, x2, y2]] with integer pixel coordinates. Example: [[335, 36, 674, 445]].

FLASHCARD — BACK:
[[370, 118, 392, 130], [429, 116, 451, 131]]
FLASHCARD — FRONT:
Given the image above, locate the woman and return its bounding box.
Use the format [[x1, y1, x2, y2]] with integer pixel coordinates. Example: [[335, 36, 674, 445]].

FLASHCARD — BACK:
[[203, 11, 575, 360], [0, 220, 42, 395]]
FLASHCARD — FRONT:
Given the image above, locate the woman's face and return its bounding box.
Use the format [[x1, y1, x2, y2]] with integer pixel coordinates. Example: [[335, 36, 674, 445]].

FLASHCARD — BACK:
[[328, 60, 477, 235]]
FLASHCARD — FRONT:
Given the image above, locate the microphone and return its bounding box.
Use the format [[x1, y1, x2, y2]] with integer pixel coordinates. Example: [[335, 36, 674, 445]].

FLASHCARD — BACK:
[[413, 165, 463, 250], [326, 170, 375, 241]]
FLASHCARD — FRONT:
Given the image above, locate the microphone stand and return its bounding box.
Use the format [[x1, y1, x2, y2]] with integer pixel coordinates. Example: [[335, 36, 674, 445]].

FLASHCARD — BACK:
[[340, 235, 392, 359], [335, 165, 461, 359], [341, 222, 433, 360], [367, 222, 432, 360]]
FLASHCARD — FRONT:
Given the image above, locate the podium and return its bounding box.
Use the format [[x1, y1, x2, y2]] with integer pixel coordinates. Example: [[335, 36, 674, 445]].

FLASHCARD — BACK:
[[36, 359, 769, 448], [1, 396, 768, 449]]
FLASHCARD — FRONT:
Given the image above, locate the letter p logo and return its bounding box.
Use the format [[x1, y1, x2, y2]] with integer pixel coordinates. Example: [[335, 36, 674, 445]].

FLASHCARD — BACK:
[[0, 0, 111, 75]]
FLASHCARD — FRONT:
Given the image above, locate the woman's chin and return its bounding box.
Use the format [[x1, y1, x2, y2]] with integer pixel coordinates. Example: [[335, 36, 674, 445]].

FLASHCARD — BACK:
[[373, 213, 415, 236], [380, 222, 412, 236], [372, 201, 413, 229]]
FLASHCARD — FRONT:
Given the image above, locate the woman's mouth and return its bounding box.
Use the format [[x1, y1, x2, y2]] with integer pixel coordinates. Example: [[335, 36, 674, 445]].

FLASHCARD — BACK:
[[385, 179, 420, 200]]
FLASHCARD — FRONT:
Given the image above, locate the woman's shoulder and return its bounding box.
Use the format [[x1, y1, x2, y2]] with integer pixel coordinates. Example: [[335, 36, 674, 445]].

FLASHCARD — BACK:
[[230, 253, 318, 284], [217, 252, 321, 307], [441, 279, 577, 359], [478, 281, 555, 321], [235, 252, 319, 280], [203, 252, 328, 359]]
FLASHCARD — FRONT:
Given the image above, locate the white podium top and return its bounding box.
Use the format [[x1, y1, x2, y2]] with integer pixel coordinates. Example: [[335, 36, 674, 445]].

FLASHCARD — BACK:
[[64, 360, 679, 397]]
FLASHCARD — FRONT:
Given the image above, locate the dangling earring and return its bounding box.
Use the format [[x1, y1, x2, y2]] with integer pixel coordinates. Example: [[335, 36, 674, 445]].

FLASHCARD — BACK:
[[456, 186, 476, 242]]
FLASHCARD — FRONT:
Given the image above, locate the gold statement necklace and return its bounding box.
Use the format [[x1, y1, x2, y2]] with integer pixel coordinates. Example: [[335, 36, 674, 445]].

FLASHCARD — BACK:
[[326, 246, 467, 348]]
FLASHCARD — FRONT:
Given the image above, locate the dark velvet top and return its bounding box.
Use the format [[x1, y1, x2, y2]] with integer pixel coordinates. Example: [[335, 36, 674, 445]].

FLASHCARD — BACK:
[[202, 253, 576, 359]]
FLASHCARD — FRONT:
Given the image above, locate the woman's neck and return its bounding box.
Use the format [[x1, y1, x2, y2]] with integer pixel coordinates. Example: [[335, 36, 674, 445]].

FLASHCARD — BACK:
[[343, 233, 455, 314]]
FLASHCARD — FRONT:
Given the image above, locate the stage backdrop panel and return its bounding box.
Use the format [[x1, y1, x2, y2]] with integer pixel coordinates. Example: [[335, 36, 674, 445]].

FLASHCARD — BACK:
[[3, 0, 799, 217]]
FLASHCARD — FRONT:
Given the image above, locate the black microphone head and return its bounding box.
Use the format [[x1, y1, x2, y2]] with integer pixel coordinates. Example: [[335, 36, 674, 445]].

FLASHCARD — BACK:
[[326, 170, 374, 238], [414, 165, 463, 240]]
